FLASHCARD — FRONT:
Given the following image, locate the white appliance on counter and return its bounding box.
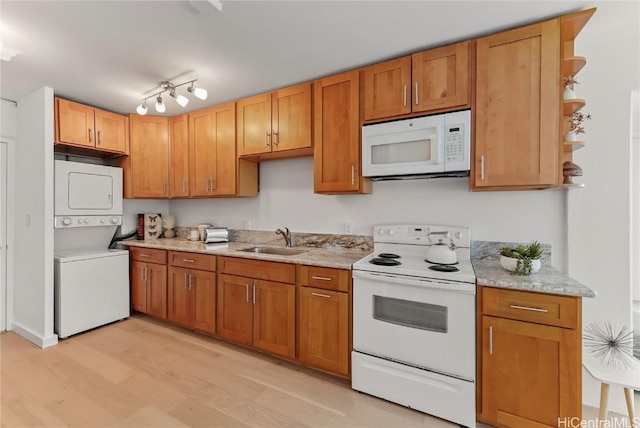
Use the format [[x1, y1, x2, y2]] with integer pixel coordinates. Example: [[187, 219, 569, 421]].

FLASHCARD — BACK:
[[362, 110, 471, 180], [351, 224, 476, 428], [54, 160, 129, 338]]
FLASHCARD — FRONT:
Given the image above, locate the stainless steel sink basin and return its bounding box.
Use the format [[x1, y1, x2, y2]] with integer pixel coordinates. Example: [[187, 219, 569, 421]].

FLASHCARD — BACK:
[[237, 246, 306, 256]]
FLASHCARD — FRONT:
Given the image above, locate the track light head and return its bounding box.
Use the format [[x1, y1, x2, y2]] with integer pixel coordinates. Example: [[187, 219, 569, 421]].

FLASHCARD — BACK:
[[188, 83, 208, 100], [136, 101, 148, 115], [155, 94, 166, 113], [170, 89, 189, 107]]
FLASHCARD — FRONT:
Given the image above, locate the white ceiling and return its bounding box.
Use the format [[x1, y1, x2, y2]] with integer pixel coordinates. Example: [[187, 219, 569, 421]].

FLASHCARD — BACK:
[[0, 0, 592, 117]]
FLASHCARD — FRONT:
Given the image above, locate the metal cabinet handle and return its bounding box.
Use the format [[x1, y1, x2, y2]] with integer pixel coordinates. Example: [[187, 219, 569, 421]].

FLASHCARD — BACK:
[[189, 274, 193, 290], [97, 130, 101, 145], [480, 156, 485, 180], [489, 326, 493, 355], [311, 292, 331, 299], [415, 82, 419, 105], [210, 178, 215, 191], [510, 304, 548, 313], [163, 182, 167, 195], [245, 284, 249, 303], [184, 273, 189, 289], [265, 130, 271, 147], [140, 254, 149, 257], [182, 179, 187, 194], [351, 165, 355, 186], [252, 284, 256, 304], [140, 266, 145, 281], [273, 131, 278, 146], [311, 276, 332, 281], [403, 85, 407, 107], [182, 259, 195, 263], [205, 179, 210, 192], [88, 128, 93, 142]]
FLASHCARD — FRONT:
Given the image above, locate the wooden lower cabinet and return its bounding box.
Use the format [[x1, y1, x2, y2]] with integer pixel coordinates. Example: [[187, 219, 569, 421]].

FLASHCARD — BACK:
[[216, 273, 295, 359], [131, 260, 167, 319], [298, 286, 349, 376], [167, 266, 216, 334], [478, 286, 581, 428]]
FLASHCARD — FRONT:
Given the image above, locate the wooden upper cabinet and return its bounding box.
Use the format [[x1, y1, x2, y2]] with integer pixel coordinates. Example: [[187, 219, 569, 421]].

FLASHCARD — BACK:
[[128, 115, 170, 198], [211, 102, 239, 196], [363, 41, 470, 122], [314, 70, 371, 194], [169, 114, 189, 198], [55, 97, 127, 154], [412, 42, 470, 113], [189, 107, 216, 197], [237, 82, 313, 160], [473, 19, 560, 190]]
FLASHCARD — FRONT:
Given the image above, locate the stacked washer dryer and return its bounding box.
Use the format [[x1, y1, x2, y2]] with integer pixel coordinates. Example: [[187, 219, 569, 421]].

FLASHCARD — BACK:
[[53, 160, 129, 338]]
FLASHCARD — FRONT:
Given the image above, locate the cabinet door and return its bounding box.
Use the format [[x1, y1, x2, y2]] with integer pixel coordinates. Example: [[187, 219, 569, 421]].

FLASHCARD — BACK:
[[474, 20, 560, 189], [191, 270, 216, 334], [129, 115, 170, 198], [94, 108, 127, 153], [56, 98, 95, 148], [189, 108, 215, 196], [271, 83, 312, 152], [167, 266, 192, 327], [237, 93, 272, 156], [481, 315, 580, 427], [363, 56, 412, 121], [298, 287, 349, 376], [146, 263, 167, 319], [412, 41, 470, 113], [216, 274, 253, 345], [169, 114, 189, 197], [313, 70, 370, 194], [211, 102, 237, 196], [131, 261, 147, 313], [253, 280, 295, 358]]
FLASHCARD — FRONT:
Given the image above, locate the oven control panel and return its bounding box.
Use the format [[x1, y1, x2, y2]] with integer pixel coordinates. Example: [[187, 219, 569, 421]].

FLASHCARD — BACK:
[[54, 215, 123, 228], [373, 224, 470, 248]]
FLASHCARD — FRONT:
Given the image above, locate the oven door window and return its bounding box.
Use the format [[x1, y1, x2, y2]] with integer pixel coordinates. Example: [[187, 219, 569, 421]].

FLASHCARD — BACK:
[[373, 295, 447, 333]]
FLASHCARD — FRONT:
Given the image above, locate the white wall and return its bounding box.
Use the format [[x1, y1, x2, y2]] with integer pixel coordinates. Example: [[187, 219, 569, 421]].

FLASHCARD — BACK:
[[1, 99, 18, 140], [632, 91, 639, 302], [171, 157, 568, 269], [13, 87, 57, 348], [568, 1, 639, 413]]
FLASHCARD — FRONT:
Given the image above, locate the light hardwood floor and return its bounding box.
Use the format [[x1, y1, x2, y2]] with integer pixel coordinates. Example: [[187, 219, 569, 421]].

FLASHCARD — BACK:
[[0, 316, 457, 428], [1, 316, 632, 428]]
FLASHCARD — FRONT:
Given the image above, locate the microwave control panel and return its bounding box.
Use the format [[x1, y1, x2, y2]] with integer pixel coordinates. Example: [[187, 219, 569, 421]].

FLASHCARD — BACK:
[[444, 123, 465, 163]]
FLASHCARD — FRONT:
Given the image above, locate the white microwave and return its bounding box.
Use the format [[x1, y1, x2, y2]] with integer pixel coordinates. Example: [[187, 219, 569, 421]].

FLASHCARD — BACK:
[[54, 160, 123, 227], [362, 110, 471, 180]]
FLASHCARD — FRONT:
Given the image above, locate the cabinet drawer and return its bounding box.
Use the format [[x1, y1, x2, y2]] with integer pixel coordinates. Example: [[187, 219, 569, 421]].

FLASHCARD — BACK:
[[130, 247, 167, 264], [218, 256, 295, 284], [168, 251, 216, 271], [297, 265, 350, 292], [482, 287, 579, 329]]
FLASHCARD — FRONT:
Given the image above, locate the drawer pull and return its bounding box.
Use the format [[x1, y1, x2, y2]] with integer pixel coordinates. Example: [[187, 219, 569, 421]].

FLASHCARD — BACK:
[[311, 292, 331, 299], [311, 276, 332, 281], [489, 326, 493, 355], [510, 304, 548, 313], [140, 254, 149, 257], [182, 259, 195, 263]]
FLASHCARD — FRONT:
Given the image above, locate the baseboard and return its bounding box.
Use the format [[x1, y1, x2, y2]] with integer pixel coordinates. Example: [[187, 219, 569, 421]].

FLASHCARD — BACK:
[[11, 322, 58, 348]]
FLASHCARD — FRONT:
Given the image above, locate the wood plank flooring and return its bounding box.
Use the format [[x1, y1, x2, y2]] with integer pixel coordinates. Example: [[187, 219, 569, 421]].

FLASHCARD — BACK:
[[1, 316, 457, 427]]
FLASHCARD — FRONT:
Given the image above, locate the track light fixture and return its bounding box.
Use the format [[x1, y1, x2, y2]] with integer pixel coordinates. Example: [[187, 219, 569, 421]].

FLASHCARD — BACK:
[[136, 79, 207, 115]]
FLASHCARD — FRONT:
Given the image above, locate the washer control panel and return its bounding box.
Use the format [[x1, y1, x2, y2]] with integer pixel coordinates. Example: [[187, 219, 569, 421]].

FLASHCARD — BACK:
[[54, 215, 122, 228]]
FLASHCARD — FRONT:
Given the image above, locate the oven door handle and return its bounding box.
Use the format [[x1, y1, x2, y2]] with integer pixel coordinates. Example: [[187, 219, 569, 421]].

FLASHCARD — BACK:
[[352, 270, 475, 294]]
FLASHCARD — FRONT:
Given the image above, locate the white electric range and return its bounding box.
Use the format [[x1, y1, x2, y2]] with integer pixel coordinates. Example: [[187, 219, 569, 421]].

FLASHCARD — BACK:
[[351, 224, 477, 428]]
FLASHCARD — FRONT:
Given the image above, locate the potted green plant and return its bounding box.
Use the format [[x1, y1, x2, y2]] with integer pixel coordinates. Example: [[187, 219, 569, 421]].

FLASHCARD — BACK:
[[499, 241, 543, 276]]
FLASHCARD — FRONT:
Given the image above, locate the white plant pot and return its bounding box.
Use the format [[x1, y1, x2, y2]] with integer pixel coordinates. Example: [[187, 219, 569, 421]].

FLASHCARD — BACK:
[[500, 256, 542, 274], [563, 86, 576, 100], [564, 131, 577, 142]]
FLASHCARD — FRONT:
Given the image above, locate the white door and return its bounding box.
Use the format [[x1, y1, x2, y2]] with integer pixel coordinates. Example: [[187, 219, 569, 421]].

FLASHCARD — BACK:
[[0, 141, 7, 331]]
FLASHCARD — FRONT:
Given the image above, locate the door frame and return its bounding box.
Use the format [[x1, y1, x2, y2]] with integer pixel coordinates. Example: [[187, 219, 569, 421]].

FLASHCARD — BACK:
[[0, 139, 15, 332]]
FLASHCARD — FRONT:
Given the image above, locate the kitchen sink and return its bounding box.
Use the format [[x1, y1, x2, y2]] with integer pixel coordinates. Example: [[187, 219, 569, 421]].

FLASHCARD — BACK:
[[237, 246, 306, 256]]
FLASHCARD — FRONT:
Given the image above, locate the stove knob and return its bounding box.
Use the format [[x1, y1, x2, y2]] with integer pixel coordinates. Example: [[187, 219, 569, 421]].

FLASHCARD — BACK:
[[77, 218, 83, 224], [388, 229, 395, 236], [100, 218, 106, 224], [378, 228, 386, 235], [110, 217, 119, 224], [83, 218, 89, 224], [62, 218, 72, 226]]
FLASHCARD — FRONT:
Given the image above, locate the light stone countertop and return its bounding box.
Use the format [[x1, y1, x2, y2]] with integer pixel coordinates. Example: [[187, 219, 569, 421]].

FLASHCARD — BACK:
[[122, 238, 370, 270], [472, 259, 596, 298]]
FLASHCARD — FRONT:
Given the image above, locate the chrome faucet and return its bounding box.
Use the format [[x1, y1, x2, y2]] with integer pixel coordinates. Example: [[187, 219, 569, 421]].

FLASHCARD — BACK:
[[275, 227, 292, 247]]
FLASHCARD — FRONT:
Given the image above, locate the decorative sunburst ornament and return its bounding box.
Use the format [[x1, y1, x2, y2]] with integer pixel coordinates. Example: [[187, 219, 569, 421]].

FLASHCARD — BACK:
[[583, 321, 635, 369]]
